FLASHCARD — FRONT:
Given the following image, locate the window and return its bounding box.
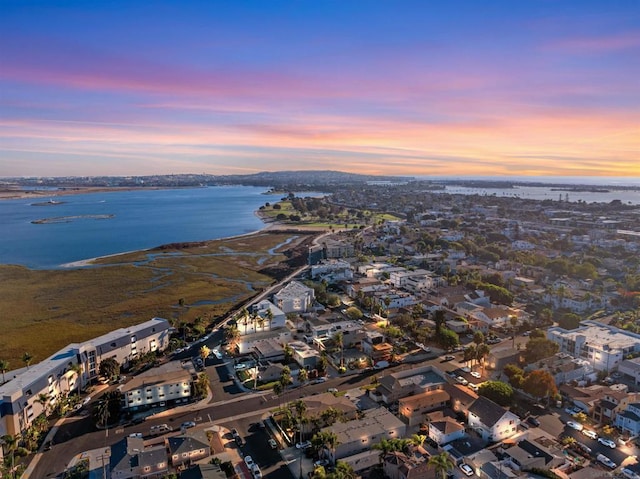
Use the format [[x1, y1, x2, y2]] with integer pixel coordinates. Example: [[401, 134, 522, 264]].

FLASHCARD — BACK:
[[110, 342, 116, 347], [144, 466, 150, 472]]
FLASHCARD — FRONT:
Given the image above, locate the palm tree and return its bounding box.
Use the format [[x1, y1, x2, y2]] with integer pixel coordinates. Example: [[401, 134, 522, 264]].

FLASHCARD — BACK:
[[69, 363, 83, 392], [1, 434, 18, 479], [334, 331, 344, 369], [35, 393, 50, 417], [199, 345, 211, 362], [476, 343, 491, 373], [22, 352, 33, 370], [265, 308, 274, 331], [95, 398, 110, 429], [428, 452, 455, 479], [257, 315, 265, 332], [411, 434, 427, 448], [297, 368, 308, 385], [332, 461, 357, 479], [0, 359, 8, 383], [510, 315, 518, 348]]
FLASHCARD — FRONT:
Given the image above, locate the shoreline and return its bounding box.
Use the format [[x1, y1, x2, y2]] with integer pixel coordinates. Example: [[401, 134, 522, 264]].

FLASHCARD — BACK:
[[58, 209, 318, 269]]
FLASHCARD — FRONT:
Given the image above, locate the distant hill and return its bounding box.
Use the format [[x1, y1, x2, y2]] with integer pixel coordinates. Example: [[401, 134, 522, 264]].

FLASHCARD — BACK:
[[3, 170, 414, 190]]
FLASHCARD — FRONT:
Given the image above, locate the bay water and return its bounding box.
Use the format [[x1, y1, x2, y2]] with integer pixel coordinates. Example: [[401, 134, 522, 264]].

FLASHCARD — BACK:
[[0, 186, 281, 269]]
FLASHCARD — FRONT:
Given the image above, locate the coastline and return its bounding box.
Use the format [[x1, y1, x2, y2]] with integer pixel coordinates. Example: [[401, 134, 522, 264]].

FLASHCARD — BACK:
[[0, 185, 172, 201], [59, 208, 309, 269]]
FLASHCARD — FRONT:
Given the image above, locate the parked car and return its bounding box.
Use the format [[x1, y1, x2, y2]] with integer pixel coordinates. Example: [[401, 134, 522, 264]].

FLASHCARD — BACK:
[[311, 377, 327, 384], [129, 432, 143, 438], [181, 421, 196, 429], [567, 421, 583, 431], [443, 355, 455, 361], [251, 464, 262, 479], [296, 440, 312, 449], [468, 383, 479, 392], [268, 438, 278, 449], [231, 428, 242, 446], [582, 429, 597, 440], [234, 363, 248, 370], [527, 416, 541, 427], [327, 388, 338, 393], [150, 424, 172, 435], [470, 371, 481, 379], [456, 376, 469, 386], [576, 442, 592, 454], [211, 348, 223, 359], [314, 459, 330, 468], [244, 456, 255, 468], [621, 468, 639, 479], [598, 437, 616, 449], [597, 454, 616, 469], [459, 464, 474, 477]]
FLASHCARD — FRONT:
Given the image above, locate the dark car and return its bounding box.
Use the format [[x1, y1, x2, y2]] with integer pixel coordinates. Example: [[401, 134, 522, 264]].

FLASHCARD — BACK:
[[527, 416, 541, 427], [231, 428, 243, 446]]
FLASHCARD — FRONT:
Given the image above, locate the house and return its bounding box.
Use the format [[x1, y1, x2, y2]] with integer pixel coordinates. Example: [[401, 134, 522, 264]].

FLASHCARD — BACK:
[[618, 357, 640, 385], [615, 403, 640, 435], [486, 348, 521, 372], [525, 353, 596, 385], [467, 396, 520, 442], [311, 260, 354, 283], [398, 389, 450, 426], [442, 383, 478, 416], [167, 435, 210, 468], [428, 414, 466, 445], [110, 436, 169, 479], [371, 365, 447, 405], [273, 281, 315, 314], [325, 407, 406, 460], [179, 464, 226, 479], [248, 300, 286, 332], [121, 364, 193, 411], [383, 451, 432, 479], [338, 449, 380, 474], [504, 439, 564, 471], [288, 341, 322, 369]]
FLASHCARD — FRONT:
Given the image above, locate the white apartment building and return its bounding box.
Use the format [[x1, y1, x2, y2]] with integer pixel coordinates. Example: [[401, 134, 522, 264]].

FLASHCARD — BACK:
[[547, 321, 640, 372], [121, 362, 192, 410], [272, 280, 315, 314], [0, 317, 171, 437]]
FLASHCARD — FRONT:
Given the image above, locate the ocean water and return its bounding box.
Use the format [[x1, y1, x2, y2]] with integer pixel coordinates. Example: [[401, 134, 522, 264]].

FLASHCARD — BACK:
[[0, 186, 290, 269]]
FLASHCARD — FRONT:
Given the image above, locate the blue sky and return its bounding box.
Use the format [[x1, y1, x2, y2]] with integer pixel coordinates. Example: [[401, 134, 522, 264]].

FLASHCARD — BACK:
[[1, 0, 638, 177]]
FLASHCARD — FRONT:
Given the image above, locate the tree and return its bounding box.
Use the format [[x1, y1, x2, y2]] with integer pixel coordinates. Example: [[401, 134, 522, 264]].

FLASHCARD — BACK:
[[473, 331, 485, 346], [280, 366, 292, 389], [524, 338, 559, 363], [510, 315, 518, 348], [297, 368, 308, 384], [334, 331, 344, 369], [478, 381, 514, 406], [1, 434, 18, 479], [98, 357, 120, 381], [522, 370, 557, 401], [265, 308, 274, 331], [0, 359, 8, 383], [194, 372, 210, 399], [22, 352, 33, 370], [273, 381, 283, 396], [437, 328, 459, 350], [199, 345, 211, 362], [428, 452, 455, 479], [434, 310, 446, 334], [559, 313, 581, 330], [35, 393, 50, 417], [345, 307, 363, 320], [464, 345, 477, 368], [476, 343, 491, 372], [69, 362, 83, 392]]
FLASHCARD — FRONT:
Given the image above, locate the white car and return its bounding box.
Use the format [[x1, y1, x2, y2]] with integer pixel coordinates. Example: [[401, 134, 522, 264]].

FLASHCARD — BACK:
[[251, 464, 262, 479], [456, 376, 468, 386], [598, 437, 616, 449], [234, 363, 248, 370], [582, 429, 597, 440], [597, 454, 616, 469], [567, 421, 583, 431], [470, 371, 481, 379], [296, 440, 311, 450], [459, 464, 474, 477], [211, 348, 223, 359], [468, 383, 479, 392], [244, 456, 255, 468], [621, 468, 639, 479]]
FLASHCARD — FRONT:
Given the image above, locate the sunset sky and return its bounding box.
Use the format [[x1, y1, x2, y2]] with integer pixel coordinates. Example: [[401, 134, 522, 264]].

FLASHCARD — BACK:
[[1, 1, 638, 178]]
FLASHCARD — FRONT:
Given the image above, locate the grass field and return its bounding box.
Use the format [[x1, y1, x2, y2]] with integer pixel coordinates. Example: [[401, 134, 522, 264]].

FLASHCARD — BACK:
[[0, 231, 311, 367]]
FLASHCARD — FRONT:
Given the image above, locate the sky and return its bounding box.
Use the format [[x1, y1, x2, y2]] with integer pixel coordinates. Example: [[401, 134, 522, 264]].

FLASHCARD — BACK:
[[1, 1, 639, 178]]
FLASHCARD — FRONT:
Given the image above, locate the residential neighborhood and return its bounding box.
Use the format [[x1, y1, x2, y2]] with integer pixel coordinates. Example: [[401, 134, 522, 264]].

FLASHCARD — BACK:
[[1, 182, 639, 479]]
